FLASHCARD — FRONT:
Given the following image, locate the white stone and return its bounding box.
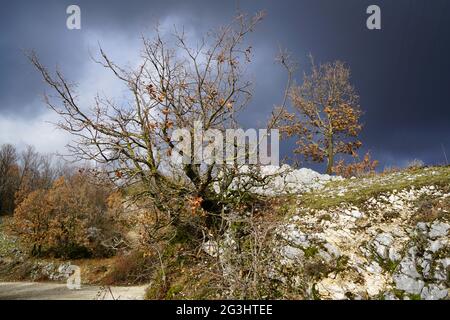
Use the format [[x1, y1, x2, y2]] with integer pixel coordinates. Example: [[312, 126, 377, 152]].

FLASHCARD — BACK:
[[438, 258, 450, 269], [421, 285, 448, 300], [429, 221, 450, 239], [428, 240, 444, 253], [420, 259, 431, 277], [388, 247, 402, 262], [280, 245, 304, 261], [323, 242, 341, 258], [375, 233, 394, 246], [393, 274, 425, 295], [416, 222, 428, 232], [398, 257, 421, 279], [350, 210, 363, 218]]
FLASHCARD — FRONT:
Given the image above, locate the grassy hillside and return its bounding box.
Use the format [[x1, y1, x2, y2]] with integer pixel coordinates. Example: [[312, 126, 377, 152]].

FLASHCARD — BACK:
[[299, 166, 450, 210]]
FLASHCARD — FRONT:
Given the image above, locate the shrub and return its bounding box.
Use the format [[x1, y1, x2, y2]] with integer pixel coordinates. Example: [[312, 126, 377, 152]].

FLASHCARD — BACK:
[[333, 152, 379, 178], [102, 250, 153, 285], [406, 159, 425, 169]]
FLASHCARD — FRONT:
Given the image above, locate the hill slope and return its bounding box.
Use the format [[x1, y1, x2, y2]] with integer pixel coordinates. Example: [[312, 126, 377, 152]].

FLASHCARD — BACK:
[[274, 166, 450, 299]]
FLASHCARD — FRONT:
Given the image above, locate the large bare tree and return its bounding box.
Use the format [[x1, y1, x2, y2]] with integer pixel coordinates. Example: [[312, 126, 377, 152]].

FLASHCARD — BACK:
[[29, 12, 267, 228]]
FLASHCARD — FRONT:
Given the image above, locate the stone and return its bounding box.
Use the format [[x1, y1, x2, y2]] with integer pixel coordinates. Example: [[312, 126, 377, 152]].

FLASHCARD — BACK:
[[202, 240, 220, 257], [428, 221, 450, 239], [281, 245, 304, 261], [388, 247, 402, 262], [364, 273, 388, 297], [438, 258, 450, 269], [267, 174, 450, 300], [416, 222, 428, 232], [393, 274, 425, 295], [316, 278, 347, 300], [373, 233, 395, 259], [318, 249, 333, 263], [420, 259, 431, 278], [287, 229, 310, 247], [366, 261, 383, 274], [350, 210, 363, 218], [398, 257, 421, 279], [374, 233, 394, 246], [428, 239, 444, 253], [323, 242, 341, 258], [421, 285, 448, 300], [433, 269, 447, 281], [230, 164, 343, 196], [383, 292, 399, 300]]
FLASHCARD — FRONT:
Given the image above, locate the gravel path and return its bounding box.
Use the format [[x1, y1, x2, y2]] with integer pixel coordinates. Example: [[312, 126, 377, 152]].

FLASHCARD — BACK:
[[0, 282, 147, 300]]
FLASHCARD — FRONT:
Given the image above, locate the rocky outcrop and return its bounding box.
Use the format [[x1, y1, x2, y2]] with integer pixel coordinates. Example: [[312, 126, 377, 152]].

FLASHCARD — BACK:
[[214, 164, 342, 196], [276, 185, 450, 300]]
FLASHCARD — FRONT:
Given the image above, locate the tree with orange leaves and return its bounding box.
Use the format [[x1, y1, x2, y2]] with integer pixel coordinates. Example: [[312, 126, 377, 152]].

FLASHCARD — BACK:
[[274, 56, 363, 174], [9, 172, 121, 258]]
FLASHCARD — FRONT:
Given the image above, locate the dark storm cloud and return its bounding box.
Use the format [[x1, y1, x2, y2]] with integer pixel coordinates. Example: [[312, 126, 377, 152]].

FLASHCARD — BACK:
[[0, 1, 87, 116], [0, 0, 449, 169], [0, 0, 239, 117]]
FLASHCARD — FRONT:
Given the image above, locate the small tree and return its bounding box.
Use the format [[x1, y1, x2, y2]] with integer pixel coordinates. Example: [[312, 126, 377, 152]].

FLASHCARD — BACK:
[[10, 189, 51, 256], [275, 57, 363, 174]]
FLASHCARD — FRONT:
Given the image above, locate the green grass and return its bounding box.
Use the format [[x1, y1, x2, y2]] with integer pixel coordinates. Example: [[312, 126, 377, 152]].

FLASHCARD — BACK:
[[303, 246, 319, 258], [298, 166, 450, 211]]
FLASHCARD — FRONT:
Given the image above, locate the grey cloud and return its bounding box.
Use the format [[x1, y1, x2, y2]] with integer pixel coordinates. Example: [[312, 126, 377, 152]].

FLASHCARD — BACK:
[[1, 0, 449, 170]]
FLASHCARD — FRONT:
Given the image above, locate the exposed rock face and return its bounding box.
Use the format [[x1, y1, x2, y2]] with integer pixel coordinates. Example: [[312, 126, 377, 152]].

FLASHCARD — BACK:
[[27, 261, 74, 282], [251, 165, 343, 195], [215, 164, 342, 196], [275, 185, 450, 300], [204, 167, 450, 299]]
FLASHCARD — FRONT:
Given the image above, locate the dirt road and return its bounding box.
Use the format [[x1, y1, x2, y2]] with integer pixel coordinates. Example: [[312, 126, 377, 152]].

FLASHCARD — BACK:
[[0, 282, 147, 300]]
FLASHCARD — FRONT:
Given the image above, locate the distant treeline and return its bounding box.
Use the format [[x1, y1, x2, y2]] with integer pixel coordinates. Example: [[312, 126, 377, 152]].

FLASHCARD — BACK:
[[0, 143, 74, 215]]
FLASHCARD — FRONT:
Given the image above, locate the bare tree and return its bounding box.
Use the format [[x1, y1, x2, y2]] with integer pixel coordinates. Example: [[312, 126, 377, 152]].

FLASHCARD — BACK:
[[13, 145, 63, 206], [0, 144, 20, 215], [274, 56, 363, 174], [29, 12, 267, 230], [1, 144, 68, 214]]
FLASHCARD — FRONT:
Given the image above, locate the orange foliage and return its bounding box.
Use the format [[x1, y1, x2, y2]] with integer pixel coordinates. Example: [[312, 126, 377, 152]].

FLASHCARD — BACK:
[[332, 152, 379, 178], [275, 57, 363, 174], [9, 173, 121, 258], [188, 196, 204, 216]]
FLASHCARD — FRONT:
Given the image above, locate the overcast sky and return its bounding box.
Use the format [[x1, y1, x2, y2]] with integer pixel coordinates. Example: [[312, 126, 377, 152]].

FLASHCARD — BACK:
[[1, 0, 449, 171]]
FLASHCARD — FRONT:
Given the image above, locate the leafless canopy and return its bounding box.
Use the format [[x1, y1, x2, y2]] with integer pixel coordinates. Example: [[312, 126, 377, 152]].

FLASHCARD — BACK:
[[29, 12, 266, 220]]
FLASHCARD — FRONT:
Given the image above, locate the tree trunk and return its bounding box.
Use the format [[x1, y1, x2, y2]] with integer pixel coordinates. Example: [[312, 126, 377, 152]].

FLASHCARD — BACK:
[[326, 134, 334, 174]]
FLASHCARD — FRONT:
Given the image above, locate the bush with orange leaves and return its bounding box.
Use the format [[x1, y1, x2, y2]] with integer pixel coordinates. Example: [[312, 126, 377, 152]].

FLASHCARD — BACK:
[[332, 152, 379, 178], [9, 172, 123, 258]]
